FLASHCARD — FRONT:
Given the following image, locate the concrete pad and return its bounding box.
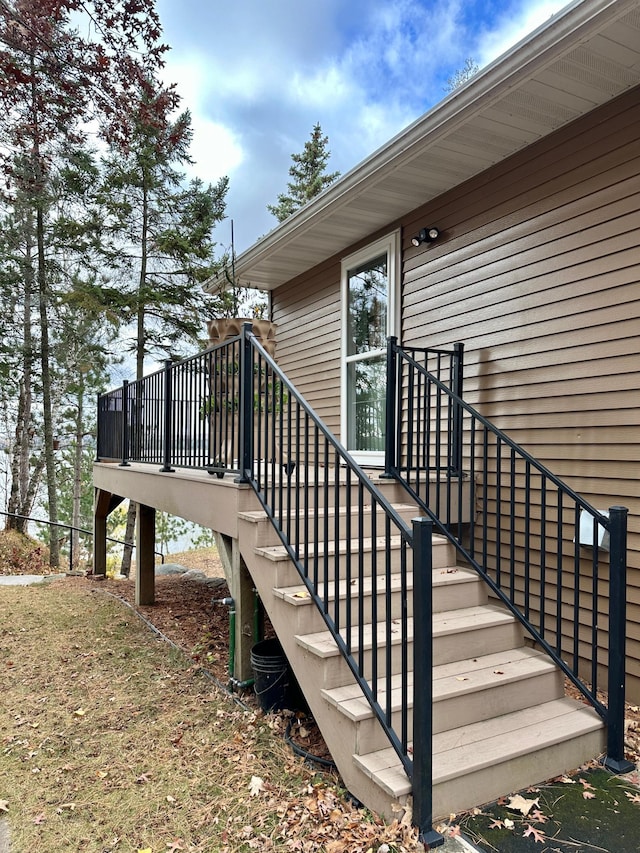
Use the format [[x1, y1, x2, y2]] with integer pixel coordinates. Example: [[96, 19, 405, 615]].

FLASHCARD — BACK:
[[0, 574, 59, 586], [154, 563, 188, 576], [0, 817, 10, 852]]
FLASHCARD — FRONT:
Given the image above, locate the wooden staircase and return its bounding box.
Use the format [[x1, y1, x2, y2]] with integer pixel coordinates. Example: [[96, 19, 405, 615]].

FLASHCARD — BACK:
[[237, 475, 606, 821]]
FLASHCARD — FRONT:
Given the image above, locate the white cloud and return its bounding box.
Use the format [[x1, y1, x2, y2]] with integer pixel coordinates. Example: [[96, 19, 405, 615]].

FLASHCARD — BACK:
[[155, 0, 575, 252], [188, 116, 243, 183], [477, 1, 569, 66]]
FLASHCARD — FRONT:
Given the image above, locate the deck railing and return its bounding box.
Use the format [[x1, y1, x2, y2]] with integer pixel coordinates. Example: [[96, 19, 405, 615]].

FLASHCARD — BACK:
[[385, 337, 632, 774], [97, 338, 243, 474], [96, 326, 444, 847]]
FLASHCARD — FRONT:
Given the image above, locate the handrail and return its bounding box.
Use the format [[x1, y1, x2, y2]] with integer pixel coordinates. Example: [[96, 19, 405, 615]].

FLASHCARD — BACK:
[[0, 511, 165, 570], [386, 338, 632, 773], [239, 325, 442, 846]]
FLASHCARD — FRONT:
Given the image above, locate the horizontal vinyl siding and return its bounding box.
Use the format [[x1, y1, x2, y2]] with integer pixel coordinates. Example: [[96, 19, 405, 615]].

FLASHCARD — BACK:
[[403, 86, 640, 700], [271, 258, 342, 435]]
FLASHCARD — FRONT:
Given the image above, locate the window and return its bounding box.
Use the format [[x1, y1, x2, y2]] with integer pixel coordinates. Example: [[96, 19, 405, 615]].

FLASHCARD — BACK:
[[341, 232, 399, 463]]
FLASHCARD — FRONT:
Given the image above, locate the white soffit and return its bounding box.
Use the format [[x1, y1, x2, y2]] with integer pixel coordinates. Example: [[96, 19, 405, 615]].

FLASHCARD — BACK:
[[219, 0, 640, 292]]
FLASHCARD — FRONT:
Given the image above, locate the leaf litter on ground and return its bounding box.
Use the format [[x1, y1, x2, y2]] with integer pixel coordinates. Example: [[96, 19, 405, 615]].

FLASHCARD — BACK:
[[443, 764, 640, 853], [0, 581, 427, 852]]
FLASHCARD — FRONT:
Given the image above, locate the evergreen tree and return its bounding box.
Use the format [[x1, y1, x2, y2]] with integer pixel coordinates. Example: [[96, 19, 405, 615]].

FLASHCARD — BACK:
[[95, 79, 229, 376], [0, 0, 168, 565], [267, 123, 340, 223], [92, 74, 228, 575], [445, 58, 480, 92]]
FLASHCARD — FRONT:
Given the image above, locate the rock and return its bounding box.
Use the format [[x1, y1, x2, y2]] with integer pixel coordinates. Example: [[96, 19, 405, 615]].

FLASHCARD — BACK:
[[179, 569, 206, 580], [155, 563, 189, 576], [201, 576, 227, 591]]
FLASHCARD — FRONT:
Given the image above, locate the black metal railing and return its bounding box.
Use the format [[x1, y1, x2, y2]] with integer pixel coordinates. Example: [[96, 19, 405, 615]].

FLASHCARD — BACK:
[[97, 338, 243, 475], [237, 325, 441, 845], [385, 338, 632, 773], [96, 325, 444, 846], [0, 511, 164, 572]]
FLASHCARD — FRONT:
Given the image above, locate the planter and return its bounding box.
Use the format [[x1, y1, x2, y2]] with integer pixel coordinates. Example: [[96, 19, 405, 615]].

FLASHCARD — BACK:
[[206, 319, 292, 475], [206, 318, 277, 358]]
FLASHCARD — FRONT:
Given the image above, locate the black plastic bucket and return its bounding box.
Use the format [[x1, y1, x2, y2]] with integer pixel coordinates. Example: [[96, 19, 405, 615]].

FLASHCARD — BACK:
[[251, 638, 290, 713]]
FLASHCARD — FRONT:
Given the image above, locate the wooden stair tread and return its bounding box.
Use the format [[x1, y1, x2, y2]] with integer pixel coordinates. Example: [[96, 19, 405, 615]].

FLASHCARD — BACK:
[[239, 503, 418, 523], [274, 566, 480, 606], [322, 647, 557, 720], [354, 698, 604, 797], [256, 534, 403, 562], [296, 604, 516, 658]]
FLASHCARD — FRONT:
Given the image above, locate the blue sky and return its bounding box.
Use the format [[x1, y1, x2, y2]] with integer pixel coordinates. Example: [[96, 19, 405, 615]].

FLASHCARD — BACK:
[[155, 0, 569, 254]]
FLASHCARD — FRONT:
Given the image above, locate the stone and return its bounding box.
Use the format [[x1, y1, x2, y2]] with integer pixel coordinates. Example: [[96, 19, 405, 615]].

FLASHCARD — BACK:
[[155, 563, 189, 576]]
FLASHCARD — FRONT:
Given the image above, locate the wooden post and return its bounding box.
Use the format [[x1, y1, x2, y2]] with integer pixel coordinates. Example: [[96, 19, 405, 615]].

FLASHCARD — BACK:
[[215, 532, 256, 682], [93, 489, 124, 576], [93, 489, 109, 576], [135, 503, 156, 605]]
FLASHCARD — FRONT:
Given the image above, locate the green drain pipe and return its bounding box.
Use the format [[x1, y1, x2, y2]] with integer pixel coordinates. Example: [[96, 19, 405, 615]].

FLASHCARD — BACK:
[[216, 590, 262, 691]]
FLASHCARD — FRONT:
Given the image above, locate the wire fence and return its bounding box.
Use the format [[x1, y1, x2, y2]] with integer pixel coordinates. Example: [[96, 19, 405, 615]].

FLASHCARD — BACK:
[[0, 511, 164, 573]]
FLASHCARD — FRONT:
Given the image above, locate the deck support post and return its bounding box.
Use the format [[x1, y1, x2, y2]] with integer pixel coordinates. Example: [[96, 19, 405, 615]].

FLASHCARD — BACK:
[[215, 532, 256, 683], [93, 488, 124, 576], [135, 503, 156, 606]]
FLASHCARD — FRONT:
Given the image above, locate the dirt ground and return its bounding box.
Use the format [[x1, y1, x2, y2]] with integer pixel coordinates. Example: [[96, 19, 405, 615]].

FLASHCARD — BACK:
[[86, 547, 232, 683], [53, 548, 333, 764]]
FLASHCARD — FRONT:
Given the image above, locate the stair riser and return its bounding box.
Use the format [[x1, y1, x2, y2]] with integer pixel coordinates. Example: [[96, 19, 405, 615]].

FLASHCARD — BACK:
[[269, 540, 455, 587], [276, 577, 487, 634], [434, 621, 524, 666], [251, 480, 413, 511], [247, 507, 420, 548], [305, 620, 524, 689], [350, 668, 564, 754], [274, 587, 413, 635]]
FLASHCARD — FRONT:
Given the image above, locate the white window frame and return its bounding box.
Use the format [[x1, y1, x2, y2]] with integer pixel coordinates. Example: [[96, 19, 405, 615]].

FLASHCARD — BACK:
[[340, 230, 400, 466]]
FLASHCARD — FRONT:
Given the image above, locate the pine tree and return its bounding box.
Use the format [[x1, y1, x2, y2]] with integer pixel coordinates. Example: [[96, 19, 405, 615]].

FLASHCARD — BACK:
[[0, 0, 168, 565], [93, 74, 228, 575], [445, 58, 480, 92], [96, 80, 229, 376], [267, 123, 340, 222]]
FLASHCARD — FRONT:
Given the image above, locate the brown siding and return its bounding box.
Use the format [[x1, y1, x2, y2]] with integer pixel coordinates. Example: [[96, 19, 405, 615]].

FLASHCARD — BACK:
[[270, 85, 640, 701], [403, 86, 640, 700], [271, 257, 342, 436]]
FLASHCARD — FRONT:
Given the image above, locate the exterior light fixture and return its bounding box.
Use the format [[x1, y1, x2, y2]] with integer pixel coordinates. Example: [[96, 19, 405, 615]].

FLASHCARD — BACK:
[[411, 227, 440, 247]]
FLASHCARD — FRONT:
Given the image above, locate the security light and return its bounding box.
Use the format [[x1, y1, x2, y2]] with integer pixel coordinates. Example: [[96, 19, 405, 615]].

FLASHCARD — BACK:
[[411, 227, 440, 247]]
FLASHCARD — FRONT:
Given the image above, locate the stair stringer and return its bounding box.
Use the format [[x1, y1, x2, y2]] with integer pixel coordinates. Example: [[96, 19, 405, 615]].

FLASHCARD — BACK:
[[236, 508, 402, 817]]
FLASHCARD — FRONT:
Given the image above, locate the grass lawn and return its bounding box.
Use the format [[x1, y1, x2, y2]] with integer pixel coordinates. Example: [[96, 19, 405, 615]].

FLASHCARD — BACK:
[[0, 582, 421, 853]]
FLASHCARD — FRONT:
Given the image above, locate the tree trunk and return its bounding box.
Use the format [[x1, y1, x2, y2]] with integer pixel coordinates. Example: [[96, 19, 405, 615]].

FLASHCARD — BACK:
[[6, 218, 37, 534], [120, 501, 136, 578], [6, 380, 26, 532], [71, 378, 84, 568], [31, 60, 59, 567], [120, 180, 149, 577]]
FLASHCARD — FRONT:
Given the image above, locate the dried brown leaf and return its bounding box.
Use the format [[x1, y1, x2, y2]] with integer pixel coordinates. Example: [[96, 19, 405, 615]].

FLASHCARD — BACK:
[[523, 824, 546, 843], [507, 794, 539, 816]]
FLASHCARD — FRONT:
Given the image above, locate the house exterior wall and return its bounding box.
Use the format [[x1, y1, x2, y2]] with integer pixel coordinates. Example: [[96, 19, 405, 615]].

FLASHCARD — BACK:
[[271, 85, 640, 700], [271, 255, 341, 437]]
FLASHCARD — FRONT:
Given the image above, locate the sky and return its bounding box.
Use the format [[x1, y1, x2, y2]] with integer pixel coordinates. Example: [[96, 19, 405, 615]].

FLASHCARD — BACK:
[[155, 0, 570, 256]]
